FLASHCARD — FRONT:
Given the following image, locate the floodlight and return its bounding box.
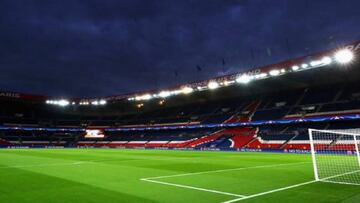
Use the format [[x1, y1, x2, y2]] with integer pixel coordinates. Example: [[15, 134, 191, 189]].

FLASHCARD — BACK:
[[254, 73, 267, 79], [223, 80, 235, 86], [99, 100, 107, 105], [236, 74, 251, 84], [269, 69, 280, 76], [292, 65, 300, 71], [143, 94, 152, 100], [181, 87, 193, 94], [321, 56, 332, 65], [310, 60, 322, 67], [334, 49, 354, 64], [208, 81, 219, 89], [301, 63, 309, 69], [136, 94, 152, 101], [159, 91, 171, 98], [58, 99, 69, 106]]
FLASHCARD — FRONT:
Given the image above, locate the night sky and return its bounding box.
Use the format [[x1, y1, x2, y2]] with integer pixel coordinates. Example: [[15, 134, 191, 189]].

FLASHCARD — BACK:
[[0, 0, 359, 98]]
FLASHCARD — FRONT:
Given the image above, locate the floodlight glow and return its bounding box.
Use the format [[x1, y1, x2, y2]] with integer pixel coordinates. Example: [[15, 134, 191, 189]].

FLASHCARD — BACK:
[[181, 87, 193, 94], [99, 100, 107, 105], [143, 94, 152, 100], [292, 65, 300, 71], [80, 101, 89, 105], [223, 80, 235, 86], [91, 101, 99, 105], [310, 60, 322, 67], [334, 49, 354, 64], [236, 74, 251, 84], [208, 81, 219, 89], [254, 73, 267, 79], [159, 91, 171, 98], [58, 99, 69, 106], [269, 69, 280, 76], [135, 94, 152, 101], [301, 63, 309, 68], [321, 56, 332, 65], [170, 90, 180, 95], [280, 69, 286, 73]]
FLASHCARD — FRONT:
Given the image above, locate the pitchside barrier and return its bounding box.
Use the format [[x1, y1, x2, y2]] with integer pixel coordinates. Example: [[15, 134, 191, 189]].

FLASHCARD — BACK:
[[0, 145, 309, 154]]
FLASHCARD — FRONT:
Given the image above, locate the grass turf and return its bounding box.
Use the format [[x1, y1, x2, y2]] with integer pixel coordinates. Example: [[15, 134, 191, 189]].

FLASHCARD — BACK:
[[0, 148, 359, 203]]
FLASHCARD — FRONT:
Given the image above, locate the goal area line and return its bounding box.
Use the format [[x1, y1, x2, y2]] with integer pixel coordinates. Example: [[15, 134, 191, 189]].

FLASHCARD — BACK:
[[320, 180, 360, 186], [317, 169, 360, 187]]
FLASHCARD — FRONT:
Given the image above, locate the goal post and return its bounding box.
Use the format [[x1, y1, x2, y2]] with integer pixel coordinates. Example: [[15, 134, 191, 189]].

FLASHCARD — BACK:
[[308, 128, 360, 186]]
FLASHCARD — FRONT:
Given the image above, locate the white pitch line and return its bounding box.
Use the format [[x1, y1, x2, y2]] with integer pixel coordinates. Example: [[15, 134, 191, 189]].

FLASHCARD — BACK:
[[320, 180, 360, 186], [223, 169, 360, 202], [140, 162, 310, 199], [321, 169, 360, 182], [142, 179, 246, 198], [144, 162, 310, 180], [0, 157, 197, 169], [318, 169, 360, 186], [222, 180, 317, 203], [0, 161, 92, 169]]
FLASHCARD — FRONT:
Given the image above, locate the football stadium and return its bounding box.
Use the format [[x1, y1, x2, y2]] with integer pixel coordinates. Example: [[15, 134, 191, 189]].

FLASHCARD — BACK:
[[1, 40, 360, 202], [1, 1, 360, 202]]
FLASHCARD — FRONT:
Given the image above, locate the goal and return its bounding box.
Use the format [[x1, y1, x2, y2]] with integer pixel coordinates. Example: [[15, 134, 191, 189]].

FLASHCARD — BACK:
[[308, 128, 360, 186]]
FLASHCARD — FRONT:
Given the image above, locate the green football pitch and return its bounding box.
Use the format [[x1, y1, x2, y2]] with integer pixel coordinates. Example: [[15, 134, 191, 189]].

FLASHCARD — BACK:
[[0, 149, 359, 203]]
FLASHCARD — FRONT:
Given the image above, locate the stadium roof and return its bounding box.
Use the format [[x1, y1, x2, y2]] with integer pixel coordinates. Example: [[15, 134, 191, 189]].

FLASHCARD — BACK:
[[1, 40, 359, 105]]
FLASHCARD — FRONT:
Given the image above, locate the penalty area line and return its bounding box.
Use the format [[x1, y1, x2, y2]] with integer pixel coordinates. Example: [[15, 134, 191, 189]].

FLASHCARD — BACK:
[[141, 178, 246, 198], [144, 162, 310, 180], [140, 162, 309, 199]]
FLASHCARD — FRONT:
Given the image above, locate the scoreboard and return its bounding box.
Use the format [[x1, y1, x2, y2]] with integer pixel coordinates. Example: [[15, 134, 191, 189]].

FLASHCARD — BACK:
[[85, 129, 105, 138]]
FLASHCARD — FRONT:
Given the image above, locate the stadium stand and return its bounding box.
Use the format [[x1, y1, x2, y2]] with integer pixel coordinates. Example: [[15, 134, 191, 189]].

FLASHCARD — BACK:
[[1, 41, 360, 151]]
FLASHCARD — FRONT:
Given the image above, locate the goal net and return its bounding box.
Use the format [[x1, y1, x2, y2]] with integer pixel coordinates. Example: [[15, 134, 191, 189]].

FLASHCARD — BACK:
[[308, 128, 360, 186]]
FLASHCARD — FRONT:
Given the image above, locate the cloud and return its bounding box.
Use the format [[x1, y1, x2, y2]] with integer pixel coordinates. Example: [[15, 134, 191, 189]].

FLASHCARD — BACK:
[[0, 0, 359, 97]]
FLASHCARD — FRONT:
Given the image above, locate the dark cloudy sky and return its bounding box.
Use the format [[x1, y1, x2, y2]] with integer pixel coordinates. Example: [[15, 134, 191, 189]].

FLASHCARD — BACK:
[[0, 0, 359, 97]]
